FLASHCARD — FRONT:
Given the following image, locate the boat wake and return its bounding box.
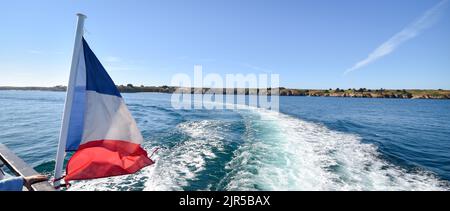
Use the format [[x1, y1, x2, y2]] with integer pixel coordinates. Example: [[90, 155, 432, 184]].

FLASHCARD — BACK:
[[70, 106, 448, 191], [221, 108, 448, 191], [143, 120, 229, 190]]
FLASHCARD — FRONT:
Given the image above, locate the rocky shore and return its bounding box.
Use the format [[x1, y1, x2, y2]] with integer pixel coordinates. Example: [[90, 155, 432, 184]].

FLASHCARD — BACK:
[[1, 86, 449, 99], [278, 88, 450, 99]]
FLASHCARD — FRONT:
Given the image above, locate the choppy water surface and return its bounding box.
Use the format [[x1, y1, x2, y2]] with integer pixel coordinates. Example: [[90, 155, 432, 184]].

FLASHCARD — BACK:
[[0, 91, 449, 190]]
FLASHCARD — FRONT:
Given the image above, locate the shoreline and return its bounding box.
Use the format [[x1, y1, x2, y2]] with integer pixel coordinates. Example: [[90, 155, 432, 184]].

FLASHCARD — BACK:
[[1, 86, 449, 100]]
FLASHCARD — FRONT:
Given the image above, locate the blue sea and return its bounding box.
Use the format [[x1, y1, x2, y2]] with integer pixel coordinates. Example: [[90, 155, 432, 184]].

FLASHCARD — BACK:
[[0, 90, 449, 191]]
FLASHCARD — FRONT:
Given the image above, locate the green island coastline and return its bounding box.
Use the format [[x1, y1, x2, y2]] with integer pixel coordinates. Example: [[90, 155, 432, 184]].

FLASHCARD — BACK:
[[1, 85, 450, 99]]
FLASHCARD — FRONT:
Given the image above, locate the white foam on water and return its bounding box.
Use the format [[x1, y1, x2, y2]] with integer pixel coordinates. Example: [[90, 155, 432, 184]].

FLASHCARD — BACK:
[[143, 120, 226, 191], [222, 107, 448, 191], [70, 101, 448, 191], [70, 120, 226, 191], [69, 167, 150, 191]]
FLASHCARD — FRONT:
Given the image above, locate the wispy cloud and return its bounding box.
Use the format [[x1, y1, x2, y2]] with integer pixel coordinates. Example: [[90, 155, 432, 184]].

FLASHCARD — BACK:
[[242, 63, 273, 73], [107, 66, 135, 71], [176, 56, 216, 63], [344, 0, 448, 75], [27, 50, 43, 55], [104, 56, 122, 63], [102, 57, 145, 72], [27, 49, 67, 55]]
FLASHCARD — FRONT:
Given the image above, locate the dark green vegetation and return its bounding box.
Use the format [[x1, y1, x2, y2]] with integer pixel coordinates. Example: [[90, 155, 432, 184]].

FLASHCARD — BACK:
[[0, 86, 67, 92], [279, 88, 450, 99], [1, 85, 449, 99]]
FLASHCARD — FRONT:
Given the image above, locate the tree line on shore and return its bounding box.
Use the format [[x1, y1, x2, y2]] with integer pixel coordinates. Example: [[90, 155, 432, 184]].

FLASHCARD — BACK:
[[1, 85, 449, 99]]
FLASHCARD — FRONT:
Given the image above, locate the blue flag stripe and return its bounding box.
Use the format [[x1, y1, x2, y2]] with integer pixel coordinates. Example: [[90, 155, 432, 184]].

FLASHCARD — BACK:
[[82, 38, 122, 98]]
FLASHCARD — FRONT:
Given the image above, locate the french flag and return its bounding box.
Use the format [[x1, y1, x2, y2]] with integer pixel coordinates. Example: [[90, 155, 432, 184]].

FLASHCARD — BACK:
[[60, 37, 153, 182]]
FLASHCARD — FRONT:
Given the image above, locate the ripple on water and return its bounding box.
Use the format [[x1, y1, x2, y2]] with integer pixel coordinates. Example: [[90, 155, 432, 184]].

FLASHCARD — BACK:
[[221, 108, 449, 191]]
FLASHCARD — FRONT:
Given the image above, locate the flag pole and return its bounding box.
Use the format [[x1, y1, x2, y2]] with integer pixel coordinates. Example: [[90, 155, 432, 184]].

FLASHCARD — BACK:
[[54, 13, 87, 188]]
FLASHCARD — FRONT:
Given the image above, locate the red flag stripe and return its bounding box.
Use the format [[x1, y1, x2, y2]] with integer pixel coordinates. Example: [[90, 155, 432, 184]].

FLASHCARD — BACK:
[[65, 140, 154, 182]]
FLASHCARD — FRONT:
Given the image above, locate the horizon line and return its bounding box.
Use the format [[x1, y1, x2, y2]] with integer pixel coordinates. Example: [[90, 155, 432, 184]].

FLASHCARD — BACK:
[[1, 85, 449, 91]]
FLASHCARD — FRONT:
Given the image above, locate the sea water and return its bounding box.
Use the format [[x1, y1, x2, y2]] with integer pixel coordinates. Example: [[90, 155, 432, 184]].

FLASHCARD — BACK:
[[0, 90, 449, 190]]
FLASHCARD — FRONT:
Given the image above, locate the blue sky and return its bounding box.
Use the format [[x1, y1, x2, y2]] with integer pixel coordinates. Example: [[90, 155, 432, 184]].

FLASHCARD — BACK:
[[1, 0, 449, 89]]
